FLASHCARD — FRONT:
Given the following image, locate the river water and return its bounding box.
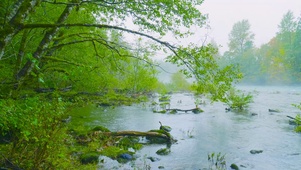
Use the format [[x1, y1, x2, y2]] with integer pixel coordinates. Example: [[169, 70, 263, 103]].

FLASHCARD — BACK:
[[71, 86, 301, 170]]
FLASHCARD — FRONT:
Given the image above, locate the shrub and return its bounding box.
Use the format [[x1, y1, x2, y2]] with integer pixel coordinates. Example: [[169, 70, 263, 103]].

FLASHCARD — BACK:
[[0, 95, 89, 169], [292, 103, 301, 132], [225, 88, 253, 110]]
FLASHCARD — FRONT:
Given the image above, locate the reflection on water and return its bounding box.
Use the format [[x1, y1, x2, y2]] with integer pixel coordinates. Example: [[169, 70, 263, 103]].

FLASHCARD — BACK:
[[70, 86, 301, 170]]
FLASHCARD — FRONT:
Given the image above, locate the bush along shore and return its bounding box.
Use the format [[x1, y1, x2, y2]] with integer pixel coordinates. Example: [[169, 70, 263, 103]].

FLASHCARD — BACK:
[[0, 91, 176, 169]]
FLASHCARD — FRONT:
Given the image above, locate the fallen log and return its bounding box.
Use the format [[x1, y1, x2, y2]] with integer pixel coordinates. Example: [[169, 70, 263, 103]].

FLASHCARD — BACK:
[[287, 115, 298, 121], [102, 131, 167, 138], [166, 108, 203, 113], [287, 115, 301, 126], [99, 130, 176, 143]]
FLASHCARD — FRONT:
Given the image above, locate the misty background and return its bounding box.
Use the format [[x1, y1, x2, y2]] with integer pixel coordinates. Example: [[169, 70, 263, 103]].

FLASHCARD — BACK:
[[157, 0, 301, 86]]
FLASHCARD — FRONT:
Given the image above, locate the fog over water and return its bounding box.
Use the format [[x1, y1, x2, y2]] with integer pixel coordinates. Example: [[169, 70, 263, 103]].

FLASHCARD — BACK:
[[199, 0, 301, 53]]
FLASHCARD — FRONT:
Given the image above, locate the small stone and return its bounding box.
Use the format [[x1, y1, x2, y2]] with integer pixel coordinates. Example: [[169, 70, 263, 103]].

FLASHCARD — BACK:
[[250, 150, 263, 154], [119, 153, 133, 160], [158, 166, 165, 169], [147, 156, 161, 162], [268, 109, 280, 113]]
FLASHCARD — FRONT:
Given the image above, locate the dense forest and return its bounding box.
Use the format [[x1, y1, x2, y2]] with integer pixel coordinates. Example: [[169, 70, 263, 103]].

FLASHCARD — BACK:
[[218, 11, 301, 85], [0, 0, 241, 169]]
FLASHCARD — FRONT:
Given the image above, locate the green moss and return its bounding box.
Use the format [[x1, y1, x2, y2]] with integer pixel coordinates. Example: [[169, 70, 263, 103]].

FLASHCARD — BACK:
[[91, 126, 110, 132], [230, 163, 239, 170], [156, 148, 171, 155], [159, 95, 171, 102], [80, 152, 100, 164], [100, 146, 132, 159]]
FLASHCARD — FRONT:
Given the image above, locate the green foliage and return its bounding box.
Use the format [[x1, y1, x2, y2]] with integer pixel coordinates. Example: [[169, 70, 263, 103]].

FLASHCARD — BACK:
[[228, 19, 254, 54], [168, 71, 192, 92], [99, 146, 131, 159], [225, 88, 253, 110], [167, 44, 242, 102], [0, 1, 243, 168], [295, 114, 301, 132], [0, 95, 91, 169], [292, 103, 301, 132], [207, 152, 227, 170]]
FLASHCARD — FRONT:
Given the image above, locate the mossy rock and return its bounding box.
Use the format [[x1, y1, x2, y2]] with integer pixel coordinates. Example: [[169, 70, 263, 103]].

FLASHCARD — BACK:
[[146, 136, 169, 144], [153, 110, 167, 114], [156, 148, 171, 155], [117, 137, 142, 150], [117, 153, 133, 163], [91, 126, 110, 132], [80, 152, 100, 164], [230, 163, 239, 170], [100, 146, 134, 160], [250, 150, 263, 154], [159, 96, 171, 102], [192, 108, 204, 114], [169, 109, 177, 114], [158, 110, 167, 114]]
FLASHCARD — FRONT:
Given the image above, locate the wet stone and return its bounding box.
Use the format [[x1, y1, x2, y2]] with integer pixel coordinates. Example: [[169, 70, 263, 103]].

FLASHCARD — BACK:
[[156, 148, 171, 155], [250, 150, 263, 154], [147, 156, 161, 162]]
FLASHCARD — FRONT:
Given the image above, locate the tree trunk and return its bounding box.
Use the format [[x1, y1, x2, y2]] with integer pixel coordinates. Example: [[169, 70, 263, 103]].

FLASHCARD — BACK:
[[14, 30, 28, 78], [15, 4, 74, 89], [0, 0, 40, 59]]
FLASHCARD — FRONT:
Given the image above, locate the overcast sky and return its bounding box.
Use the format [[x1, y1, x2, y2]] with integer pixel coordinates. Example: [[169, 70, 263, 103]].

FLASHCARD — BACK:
[[197, 0, 301, 53]]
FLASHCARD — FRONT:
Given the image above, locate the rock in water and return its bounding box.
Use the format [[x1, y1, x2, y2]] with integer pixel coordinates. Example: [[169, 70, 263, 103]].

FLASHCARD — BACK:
[[80, 152, 99, 164], [156, 148, 171, 155], [159, 121, 172, 132], [147, 156, 161, 162], [268, 109, 280, 113], [230, 163, 239, 170], [250, 150, 263, 154], [119, 153, 133, 160]]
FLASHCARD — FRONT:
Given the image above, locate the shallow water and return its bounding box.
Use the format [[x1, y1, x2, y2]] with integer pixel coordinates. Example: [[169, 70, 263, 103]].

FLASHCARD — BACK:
[[70, 86, 301, 170]]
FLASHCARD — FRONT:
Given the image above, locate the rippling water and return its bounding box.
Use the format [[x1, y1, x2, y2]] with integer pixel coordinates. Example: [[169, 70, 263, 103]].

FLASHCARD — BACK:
[[70, 86, 301, 170]]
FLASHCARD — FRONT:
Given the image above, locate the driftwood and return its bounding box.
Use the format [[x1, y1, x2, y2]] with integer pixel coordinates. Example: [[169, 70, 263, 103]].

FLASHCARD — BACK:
[[166, 108, 203, 113], [287, 115, 297, 120], [102, 131, 167, 138], [268, 109, 280, 113], [99, 131, 175, 143], [287, 116, 301, 126]]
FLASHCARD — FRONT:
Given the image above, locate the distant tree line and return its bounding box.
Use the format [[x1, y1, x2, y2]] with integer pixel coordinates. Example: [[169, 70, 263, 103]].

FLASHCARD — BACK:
[[219, 10, 301, 85]]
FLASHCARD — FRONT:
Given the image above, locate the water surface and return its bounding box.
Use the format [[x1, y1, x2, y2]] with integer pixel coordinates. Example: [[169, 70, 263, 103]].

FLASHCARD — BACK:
[[71, 86, 301, 170]]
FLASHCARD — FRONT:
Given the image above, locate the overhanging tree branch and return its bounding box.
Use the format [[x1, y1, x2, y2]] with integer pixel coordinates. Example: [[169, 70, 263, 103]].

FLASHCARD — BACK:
[[21, 23, 194, 74]]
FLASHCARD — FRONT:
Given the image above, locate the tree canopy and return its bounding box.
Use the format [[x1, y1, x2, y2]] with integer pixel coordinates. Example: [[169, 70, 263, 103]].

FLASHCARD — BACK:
[[0, 0, 240, 101]]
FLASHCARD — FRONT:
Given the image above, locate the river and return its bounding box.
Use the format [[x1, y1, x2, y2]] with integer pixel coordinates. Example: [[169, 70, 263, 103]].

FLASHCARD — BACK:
[[70, 86, 301, 170]]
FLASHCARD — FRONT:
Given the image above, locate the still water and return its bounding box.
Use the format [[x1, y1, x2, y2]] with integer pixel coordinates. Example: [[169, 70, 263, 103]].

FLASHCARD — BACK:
[[71, 86, 301, 170]]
